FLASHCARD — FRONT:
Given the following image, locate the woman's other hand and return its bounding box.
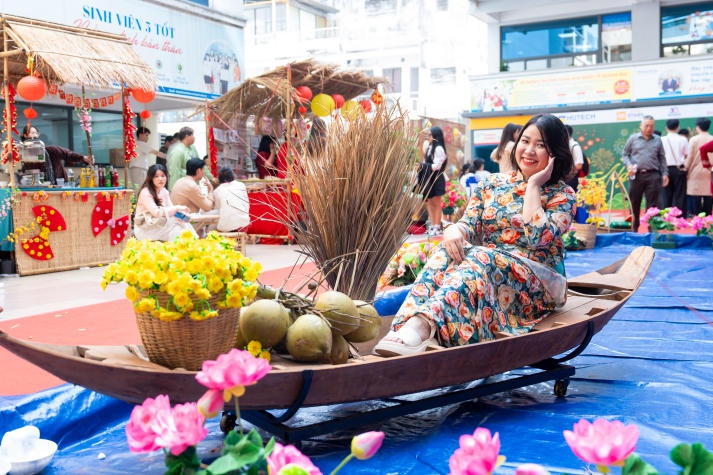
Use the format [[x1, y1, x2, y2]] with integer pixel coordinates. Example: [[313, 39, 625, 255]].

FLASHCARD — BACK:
[[442, 223, 467, 264]]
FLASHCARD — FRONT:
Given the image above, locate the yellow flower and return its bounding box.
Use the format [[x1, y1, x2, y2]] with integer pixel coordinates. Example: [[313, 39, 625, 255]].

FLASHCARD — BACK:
[[101, 233, 262, 320], [125, 286, 139, 302], [259, 350, 271, 362], [247, 340, 262, 356]]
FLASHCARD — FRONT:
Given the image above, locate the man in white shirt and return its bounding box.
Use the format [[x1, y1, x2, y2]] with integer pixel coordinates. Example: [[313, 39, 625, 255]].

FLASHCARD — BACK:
[[129, 127, 166, 190], [660, 119, 689, 211]]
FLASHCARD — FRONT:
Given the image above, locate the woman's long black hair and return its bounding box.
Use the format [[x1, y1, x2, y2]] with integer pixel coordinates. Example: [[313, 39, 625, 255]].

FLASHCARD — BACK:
[[140, 164, 169, 206], [509, 114, 573, 187], [425, 126, 447, 169]]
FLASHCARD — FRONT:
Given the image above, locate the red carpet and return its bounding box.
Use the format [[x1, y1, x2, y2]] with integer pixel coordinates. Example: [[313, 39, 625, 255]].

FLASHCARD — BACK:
[[0, 262, 317, 396]]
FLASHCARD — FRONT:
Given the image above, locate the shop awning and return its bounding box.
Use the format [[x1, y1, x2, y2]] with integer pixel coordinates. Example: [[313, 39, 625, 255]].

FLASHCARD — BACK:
[[0, 14, 156, 91], [208, 58, 383, 121]]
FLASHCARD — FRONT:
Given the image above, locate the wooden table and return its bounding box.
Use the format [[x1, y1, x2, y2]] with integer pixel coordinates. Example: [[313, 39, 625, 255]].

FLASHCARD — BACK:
[[188, 213, 219, 236]]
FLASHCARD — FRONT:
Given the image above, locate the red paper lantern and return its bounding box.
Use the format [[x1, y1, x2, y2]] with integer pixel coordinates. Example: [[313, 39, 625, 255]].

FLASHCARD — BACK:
[[332, 94, 345, 109], [132, 88, 156, 103], [295, 85, 313, 103], [139, 110, 152, 119], [23, 107, 38, 120], [359, 99, 373, 113], [17, 75, 46, 102]]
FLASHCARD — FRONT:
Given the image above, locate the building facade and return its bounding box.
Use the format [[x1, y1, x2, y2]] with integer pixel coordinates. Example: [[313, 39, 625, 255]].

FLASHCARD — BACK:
[[465, 0, 713, 170]]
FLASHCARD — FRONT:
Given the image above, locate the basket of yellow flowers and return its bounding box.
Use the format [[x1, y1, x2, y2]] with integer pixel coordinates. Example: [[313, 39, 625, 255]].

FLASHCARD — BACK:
[[101, 230, 262, 370]]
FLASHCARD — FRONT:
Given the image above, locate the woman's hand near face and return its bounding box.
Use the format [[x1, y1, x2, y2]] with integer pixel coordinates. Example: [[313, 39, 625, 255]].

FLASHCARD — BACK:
[[442, 224, 467, 265], [528, 155, 555, 188]]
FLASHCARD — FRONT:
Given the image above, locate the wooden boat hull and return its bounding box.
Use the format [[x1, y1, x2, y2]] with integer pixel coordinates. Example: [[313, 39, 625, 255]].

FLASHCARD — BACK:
[[0, 247, 655, 410]]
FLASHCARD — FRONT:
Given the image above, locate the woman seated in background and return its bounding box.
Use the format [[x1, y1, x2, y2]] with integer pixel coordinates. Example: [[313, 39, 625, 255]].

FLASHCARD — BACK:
[[213, 166, 250, 232], [374, 114, 576, 357], [133, 164, 196, 241]]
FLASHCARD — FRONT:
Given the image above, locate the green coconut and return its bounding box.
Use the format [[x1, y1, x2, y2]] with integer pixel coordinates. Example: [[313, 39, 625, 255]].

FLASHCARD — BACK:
[[345, 300, 382, 343], [329, 333, 350, 365], [313, 290, 360, 336], [286, 314, 333, 362], [239, 299, 291, 348]]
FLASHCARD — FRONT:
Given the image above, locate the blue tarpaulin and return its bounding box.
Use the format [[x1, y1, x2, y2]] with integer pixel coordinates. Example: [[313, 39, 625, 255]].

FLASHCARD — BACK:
[[2, 232, 713, 474]]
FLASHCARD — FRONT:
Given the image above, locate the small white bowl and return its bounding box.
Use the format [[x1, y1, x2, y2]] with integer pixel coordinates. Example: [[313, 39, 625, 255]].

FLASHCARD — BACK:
[[3, 439, 57, 475]]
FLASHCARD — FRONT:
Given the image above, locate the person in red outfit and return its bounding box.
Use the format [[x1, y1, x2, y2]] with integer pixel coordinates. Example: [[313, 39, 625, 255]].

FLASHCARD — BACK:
[[255, 135, 278, 179]]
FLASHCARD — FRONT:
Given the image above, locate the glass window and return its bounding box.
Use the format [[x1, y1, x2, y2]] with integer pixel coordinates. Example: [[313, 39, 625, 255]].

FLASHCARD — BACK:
[[365, 0, 396, 14], [383, 67, 402, 93], [501, 13, 630, 71], [410, 67, 419, 97], [662, 3, 713, 56], [185, 0, 209, 5], [437, 0, 448, 11], [71, 109, 123, 165], [253, 6, 272, 35], [431, 67, 456, 84]]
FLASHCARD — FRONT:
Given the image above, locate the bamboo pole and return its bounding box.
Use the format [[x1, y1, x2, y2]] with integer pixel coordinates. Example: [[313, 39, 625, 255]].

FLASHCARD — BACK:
[[122, 86, 128, 189], [3, 28, 15, 189]]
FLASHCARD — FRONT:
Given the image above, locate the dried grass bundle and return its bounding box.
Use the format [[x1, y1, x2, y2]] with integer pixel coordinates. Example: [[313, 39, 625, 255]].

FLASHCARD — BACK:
[[286, 105, 423, 300]]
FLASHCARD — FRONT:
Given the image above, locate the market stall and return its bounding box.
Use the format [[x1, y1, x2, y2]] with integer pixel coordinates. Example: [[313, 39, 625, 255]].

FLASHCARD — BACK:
[[1, 14, 156, 275], [205, 60, 383, 242]]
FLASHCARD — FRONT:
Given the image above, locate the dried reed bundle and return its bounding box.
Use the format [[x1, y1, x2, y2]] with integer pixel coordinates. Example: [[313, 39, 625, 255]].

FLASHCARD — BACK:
[[286, 105, 423, 300]]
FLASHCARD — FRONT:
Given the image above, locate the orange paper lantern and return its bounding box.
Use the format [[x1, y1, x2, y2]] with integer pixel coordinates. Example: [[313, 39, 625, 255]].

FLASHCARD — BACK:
[[23, 107, 38, 120], [139, 110, 152, 119], [295, 85, 313, 103], [17, 75, 46, 102], [132, 88, 156, 103], [332, 94, 345, 109]]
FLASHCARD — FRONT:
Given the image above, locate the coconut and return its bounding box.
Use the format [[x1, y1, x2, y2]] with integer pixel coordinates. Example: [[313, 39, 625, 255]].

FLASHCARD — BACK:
[[239, 299, 291, 348], [235, 323, 249, 350], [313, 290, 360, 335], [345, 300, 382, 343], [329, 333, 350, 365], [286, 314, 333, 362]]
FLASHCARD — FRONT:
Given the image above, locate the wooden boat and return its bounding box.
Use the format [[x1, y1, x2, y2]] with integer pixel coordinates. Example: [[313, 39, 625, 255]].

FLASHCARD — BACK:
[[0, 247, 654, 413]]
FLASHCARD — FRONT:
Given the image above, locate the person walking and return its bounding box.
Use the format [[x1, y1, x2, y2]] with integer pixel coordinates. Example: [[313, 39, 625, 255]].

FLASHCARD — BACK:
[[685, 117, 713, 216], [621, 115, 668, 232], [660, 119, 689, 212], [421, 126, 448, 236]]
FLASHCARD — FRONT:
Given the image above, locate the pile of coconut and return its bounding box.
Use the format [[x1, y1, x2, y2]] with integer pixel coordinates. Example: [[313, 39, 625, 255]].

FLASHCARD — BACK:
[[237, 286, 381, 364]]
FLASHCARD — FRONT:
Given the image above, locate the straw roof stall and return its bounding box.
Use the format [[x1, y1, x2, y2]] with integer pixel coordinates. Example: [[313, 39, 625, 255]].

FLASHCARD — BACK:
[[208, 59, 383, 121], [1, 14, 156, 90]]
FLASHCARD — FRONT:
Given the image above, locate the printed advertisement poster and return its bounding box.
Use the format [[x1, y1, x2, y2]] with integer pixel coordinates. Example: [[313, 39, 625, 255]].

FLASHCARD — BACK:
[[0, 0, 244, 101], [471, 59, 713, 112]]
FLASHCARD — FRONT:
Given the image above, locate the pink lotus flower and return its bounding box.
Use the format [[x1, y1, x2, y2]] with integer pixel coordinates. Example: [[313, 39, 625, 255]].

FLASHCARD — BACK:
[[350, 431, 384, 460], [515, 463, 550, 475], [195, 348, 271, 400], [126, 394, 171, 453], [267, 442, 322, 475], [126, 395, 207, 456], [197, 389, 224, 418], [449, 427, 504, 475], [563, 418, 639, 466], [156, 402, 208, 456]]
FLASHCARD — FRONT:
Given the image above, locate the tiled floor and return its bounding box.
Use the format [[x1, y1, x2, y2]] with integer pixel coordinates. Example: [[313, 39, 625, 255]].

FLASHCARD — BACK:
[[0, 243, 306, 322]]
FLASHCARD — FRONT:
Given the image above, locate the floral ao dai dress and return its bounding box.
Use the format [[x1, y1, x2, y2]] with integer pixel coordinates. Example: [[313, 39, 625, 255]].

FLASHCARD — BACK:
[[393, 172, 576, 346]]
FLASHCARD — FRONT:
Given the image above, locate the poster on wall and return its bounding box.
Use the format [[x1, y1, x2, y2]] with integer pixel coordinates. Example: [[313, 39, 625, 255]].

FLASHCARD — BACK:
[[0, 0, 244, 101], [470, 59, 713, 112]]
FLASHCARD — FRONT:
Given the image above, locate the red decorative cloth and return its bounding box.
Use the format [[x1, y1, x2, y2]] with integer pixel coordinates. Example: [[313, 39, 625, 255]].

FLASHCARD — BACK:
[[92, 193, 130, 246], [21, 205, 66, 260]]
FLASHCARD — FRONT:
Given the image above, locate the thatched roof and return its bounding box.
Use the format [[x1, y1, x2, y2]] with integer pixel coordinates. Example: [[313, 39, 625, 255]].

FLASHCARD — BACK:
[[0, 14, 156, 90], [208, 59, 383, 121]]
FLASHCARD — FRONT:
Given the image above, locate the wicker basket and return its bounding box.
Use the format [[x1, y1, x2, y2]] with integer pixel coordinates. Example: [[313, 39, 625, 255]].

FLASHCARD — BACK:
[[573, 223, 598, 249], [134, 291, 239, 370]]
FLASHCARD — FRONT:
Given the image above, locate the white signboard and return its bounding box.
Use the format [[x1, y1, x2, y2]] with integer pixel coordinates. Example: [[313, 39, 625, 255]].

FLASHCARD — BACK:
[[0, 0, 244, 101]]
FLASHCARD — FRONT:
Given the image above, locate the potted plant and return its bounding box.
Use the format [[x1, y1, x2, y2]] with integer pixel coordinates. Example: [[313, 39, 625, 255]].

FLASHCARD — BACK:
[[101, 230, 262, 370], [642, 207, 688, 249]]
